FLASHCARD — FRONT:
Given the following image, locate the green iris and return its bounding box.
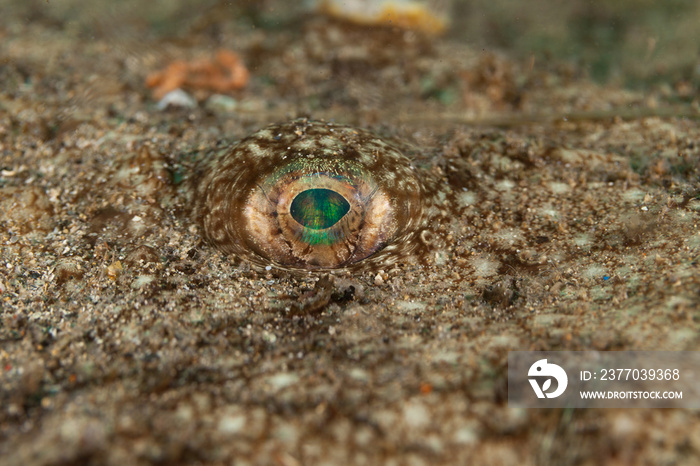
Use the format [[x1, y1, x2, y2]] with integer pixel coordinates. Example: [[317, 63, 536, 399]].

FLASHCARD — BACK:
[[290, 188, 350, 231]]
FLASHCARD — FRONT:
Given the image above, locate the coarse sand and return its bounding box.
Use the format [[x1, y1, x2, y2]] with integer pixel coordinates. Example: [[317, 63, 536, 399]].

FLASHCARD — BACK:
[[1, 1, 699, 464]]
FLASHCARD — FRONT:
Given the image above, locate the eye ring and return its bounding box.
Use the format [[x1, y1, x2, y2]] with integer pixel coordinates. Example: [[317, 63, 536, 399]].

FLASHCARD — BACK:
[[197, 119, 425, 271]]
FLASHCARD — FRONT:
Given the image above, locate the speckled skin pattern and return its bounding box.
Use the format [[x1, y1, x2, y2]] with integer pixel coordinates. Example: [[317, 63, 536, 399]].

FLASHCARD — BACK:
[[196, 118, 429, 271]]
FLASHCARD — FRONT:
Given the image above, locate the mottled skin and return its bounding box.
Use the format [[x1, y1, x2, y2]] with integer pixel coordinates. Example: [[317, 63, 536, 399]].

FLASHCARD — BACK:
[[196, 118, 438, 271]]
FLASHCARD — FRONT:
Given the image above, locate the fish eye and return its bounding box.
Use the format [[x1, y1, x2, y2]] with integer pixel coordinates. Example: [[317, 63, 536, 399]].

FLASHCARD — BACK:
[[290, 188, 349, 231], [197, 119, 425, 271]]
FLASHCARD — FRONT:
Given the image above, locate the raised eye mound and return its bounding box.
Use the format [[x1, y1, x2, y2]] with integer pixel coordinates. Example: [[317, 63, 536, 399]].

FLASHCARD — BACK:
[[196, 118, 426, 271]]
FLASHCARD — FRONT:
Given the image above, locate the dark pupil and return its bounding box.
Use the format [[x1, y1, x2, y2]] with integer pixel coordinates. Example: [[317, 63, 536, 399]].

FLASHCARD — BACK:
[[290, 188, 350, 230]]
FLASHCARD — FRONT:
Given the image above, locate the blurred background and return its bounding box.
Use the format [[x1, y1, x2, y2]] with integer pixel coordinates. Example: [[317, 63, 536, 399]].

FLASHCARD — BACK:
[[2, 0, 699, 89]]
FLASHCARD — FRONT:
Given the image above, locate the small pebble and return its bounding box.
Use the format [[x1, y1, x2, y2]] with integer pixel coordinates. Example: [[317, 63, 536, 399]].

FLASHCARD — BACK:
[[205, 94, 238, 113], [156, 89, 197, 110]]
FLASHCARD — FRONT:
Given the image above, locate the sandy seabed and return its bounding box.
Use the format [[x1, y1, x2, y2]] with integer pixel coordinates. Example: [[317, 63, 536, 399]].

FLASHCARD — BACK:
[[1, 1, 699, 464]]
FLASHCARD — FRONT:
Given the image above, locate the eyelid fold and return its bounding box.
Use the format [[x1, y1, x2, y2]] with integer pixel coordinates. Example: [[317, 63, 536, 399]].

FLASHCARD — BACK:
[[197, 118, 425, 271]]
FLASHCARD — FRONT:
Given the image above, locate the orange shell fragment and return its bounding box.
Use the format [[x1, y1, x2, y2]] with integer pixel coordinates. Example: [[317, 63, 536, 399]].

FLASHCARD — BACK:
[[146, 49, 250, 100], [317, 0, 449, 35]]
